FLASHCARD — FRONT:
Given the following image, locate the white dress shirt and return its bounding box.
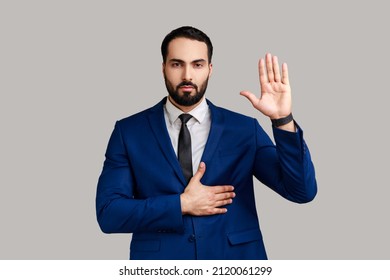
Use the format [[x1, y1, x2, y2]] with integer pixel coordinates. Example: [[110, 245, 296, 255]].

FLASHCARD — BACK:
[[164, 97, 211, 176]]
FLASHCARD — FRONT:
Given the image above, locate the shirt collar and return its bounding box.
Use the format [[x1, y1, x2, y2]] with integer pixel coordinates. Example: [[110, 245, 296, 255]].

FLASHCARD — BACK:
[[165, 96, 209, 125]]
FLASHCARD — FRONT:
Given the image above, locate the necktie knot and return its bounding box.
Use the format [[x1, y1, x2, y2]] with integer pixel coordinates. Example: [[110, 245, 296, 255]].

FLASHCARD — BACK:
[[179, 114, 192, 124]]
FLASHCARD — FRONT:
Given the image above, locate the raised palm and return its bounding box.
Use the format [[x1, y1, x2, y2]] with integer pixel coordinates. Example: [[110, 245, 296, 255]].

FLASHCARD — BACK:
[[241, 53, 292, 119]]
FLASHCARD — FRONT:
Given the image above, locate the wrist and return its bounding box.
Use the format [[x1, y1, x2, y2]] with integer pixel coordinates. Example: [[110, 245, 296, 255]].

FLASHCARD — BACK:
[[180, 193, 190, 215], [271, 112, 293, 127]]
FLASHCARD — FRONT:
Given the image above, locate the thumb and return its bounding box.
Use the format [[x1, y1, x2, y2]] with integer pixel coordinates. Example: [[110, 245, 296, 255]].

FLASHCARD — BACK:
[[240, 90, 258, 107], [191, 162, 206, 182]]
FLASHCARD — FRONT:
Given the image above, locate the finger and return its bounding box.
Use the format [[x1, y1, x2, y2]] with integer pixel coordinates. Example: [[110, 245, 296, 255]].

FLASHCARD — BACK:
[[214, 192, 235, 201], [216, 190, 236, 199], [273, 56, 281, 82], [240, 90, 258, 107], [191, 162, 206, 182], [214, 198, 233, 207], [258, 58, 267, 86], [211, 208, 228, 215], [266, 53, 274, 82], [207, 207, 228, 215], [213, 194, 235, 206], [211, 185, 235, 194], [281, 62, 289, 85]]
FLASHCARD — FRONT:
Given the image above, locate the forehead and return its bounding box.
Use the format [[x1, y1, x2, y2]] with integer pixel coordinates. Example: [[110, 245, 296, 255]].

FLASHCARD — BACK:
[[167, 37, 208, 61]]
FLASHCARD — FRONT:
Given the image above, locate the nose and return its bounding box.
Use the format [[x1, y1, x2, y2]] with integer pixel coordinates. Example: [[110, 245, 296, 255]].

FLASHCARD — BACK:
[[182, 65, 192, 81]]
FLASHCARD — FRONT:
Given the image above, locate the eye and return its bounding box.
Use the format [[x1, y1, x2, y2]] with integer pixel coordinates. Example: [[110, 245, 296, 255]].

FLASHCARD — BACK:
[[171, 62, 181, 68], [194, 63, 204, 68]]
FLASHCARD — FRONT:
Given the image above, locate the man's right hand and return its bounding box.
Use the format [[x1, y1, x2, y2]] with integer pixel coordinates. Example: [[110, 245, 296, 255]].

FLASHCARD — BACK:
[[180, 162, 235, 216]]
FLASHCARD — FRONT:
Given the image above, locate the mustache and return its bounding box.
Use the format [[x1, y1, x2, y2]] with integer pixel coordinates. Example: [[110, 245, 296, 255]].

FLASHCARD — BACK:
[[177, 81, 198, 90]]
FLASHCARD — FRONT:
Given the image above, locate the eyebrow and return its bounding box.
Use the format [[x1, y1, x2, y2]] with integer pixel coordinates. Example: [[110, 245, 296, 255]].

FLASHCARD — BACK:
[[168, 58, 207, 64]]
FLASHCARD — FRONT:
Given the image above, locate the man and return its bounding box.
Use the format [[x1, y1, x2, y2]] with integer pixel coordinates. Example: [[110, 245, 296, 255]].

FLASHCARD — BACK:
[[96, 26, 317, 259]]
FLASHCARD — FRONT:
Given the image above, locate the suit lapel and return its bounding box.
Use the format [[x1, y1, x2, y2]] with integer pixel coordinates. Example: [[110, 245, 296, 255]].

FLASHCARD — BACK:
[[201, 100, 225, 169], [147, 98, 187, 186]]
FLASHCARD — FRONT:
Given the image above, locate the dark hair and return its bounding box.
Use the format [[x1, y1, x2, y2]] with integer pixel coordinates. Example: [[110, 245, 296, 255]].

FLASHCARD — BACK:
[[161, 26, 213, 64]]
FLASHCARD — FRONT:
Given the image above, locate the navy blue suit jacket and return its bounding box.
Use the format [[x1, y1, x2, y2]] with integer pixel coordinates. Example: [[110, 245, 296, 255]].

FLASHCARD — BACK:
[[96, 98, 317, 259]]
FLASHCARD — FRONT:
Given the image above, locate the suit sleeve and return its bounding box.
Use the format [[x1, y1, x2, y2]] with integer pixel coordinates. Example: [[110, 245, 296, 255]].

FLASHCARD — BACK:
[[253, 120, 317, 203], [95, 122, 184, 234]]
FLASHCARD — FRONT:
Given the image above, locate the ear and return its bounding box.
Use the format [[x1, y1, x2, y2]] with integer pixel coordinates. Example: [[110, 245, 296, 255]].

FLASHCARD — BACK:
[[162, 62, 165, 74], [208, 63, 213, 77]]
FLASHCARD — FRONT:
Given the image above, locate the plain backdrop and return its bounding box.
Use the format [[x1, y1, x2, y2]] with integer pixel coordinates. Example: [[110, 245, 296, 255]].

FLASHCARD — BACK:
[[1, 0, 389, 259]]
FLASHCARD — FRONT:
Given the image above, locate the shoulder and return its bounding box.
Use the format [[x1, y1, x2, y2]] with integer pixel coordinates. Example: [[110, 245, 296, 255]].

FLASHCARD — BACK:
[[116, 98, 165, 127], [207, 99, 256, 125]]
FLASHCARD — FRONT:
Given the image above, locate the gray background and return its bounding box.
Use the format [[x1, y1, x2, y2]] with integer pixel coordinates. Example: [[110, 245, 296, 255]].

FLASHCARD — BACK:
[[1, 0, 389, 259]]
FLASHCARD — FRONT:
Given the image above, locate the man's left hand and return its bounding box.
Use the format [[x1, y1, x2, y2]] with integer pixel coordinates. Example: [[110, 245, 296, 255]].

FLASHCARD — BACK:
[[240, 53, 292, 120]]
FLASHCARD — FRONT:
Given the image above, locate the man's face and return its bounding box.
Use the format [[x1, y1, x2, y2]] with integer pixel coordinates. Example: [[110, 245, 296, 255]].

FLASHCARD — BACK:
[[163, 37, 212, 108]]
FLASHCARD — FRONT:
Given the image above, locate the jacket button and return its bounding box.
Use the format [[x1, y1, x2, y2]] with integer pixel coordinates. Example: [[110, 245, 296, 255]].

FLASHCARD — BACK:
[[188, 234, 196, 242]]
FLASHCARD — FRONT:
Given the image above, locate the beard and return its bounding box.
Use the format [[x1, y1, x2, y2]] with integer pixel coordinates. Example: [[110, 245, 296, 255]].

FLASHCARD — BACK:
[[164, 74, 209, 107]]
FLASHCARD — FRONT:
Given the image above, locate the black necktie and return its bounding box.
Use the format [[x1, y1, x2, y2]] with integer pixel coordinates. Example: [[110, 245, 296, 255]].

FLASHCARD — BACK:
[[178, 114, 193, 183]]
